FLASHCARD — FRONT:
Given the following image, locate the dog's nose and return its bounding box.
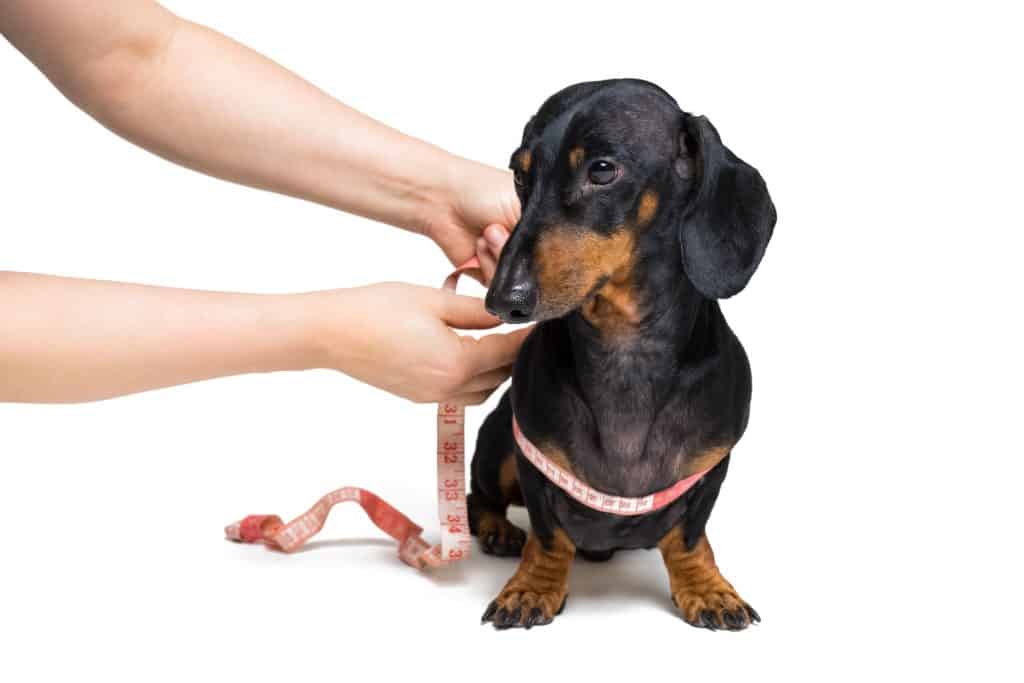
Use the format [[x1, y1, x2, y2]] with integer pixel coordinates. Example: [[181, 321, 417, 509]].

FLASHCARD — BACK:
[[485, 283, 538, 323]]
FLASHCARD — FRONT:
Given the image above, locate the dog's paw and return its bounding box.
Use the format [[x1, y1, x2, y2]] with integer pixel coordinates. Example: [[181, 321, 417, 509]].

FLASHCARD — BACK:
[[481, 590, 567, 630], [474, 512, 526, 557], [672, 586, 759, 631]]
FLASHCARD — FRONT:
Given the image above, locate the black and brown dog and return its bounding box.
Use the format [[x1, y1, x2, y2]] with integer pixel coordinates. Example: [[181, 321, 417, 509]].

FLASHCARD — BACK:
[[467, 79, 776, 630]]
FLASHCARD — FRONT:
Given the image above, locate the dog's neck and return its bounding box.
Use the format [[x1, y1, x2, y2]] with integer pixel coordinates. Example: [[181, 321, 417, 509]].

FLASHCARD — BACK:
[[564, 224, 715, 463]]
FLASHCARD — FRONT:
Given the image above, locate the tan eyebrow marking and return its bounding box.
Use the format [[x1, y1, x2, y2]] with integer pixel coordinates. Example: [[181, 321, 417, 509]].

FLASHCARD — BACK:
[[518, 149, 532, 173], [637, 190, 659, 227], [568, 147, 584, 171]]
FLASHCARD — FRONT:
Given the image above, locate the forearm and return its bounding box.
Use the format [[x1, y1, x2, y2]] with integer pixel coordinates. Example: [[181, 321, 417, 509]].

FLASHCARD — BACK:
[[0, 273, 522, 405], [0, 0, 477, 234], [0, 272, 315, 403]]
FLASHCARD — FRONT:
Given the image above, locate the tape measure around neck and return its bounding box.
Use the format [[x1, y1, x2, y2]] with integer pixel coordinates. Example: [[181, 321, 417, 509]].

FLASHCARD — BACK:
[[512, 415, 709, 516]]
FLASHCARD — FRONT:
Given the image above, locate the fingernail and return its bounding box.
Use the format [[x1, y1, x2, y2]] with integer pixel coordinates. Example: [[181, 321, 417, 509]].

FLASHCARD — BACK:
[[484, 225, 509, 250]]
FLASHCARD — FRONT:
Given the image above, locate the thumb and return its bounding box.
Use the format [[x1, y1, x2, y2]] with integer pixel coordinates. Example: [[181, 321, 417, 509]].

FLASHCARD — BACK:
[[482, 224, 510, 259], [439, 291, 502, 330]]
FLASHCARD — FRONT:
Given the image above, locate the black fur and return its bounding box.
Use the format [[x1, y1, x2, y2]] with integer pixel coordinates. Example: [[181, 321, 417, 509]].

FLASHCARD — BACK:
[[471, 79, 774, 582], [677, 116, 776, 299]]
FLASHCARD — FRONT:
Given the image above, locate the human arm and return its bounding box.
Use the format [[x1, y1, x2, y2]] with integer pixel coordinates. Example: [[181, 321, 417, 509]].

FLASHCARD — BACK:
[[0, 272, 526, 404], [0, 0, 518, 265]]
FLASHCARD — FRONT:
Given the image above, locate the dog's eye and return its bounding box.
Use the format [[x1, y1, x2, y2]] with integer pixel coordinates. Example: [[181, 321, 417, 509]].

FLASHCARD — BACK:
[[588, 160, 617, 185]]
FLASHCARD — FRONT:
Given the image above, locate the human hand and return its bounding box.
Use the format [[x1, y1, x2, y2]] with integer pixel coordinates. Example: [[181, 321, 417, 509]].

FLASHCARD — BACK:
[[474, 224, 511, 285], [302, 282, 529, 404], [0, 273, 526, 405], [424, 161, 520, 277]]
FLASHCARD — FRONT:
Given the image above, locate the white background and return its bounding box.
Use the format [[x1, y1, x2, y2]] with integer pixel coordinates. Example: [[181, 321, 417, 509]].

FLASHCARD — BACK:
[[2, 1, 1022, 680]]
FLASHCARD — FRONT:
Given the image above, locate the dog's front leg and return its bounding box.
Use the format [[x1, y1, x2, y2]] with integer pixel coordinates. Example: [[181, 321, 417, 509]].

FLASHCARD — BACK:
[[659, 527, 760, 630], [481, 528, 575, 629]]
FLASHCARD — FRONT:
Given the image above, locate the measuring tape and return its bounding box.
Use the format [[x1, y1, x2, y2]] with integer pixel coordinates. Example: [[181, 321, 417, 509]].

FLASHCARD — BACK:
[[512, 415, 710, 515], [225, 260, 481, 570]]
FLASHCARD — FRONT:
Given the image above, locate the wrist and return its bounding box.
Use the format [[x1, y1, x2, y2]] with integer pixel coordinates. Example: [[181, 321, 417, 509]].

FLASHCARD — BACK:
[[264, 292, 333, 373], [285, 288, 368, 375], [415, 150, 470, 240]]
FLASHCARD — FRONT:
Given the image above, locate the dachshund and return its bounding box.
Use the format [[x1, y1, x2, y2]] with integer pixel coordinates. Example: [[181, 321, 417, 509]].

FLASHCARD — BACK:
[[468, 79, 776, 630]]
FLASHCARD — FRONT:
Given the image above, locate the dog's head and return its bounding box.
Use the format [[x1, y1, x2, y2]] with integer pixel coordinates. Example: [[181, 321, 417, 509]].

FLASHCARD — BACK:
[[485, 79, 776, 325]]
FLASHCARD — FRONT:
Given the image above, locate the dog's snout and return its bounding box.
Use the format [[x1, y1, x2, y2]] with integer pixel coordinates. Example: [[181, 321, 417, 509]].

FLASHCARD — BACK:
[[485, 282, 538, 324]]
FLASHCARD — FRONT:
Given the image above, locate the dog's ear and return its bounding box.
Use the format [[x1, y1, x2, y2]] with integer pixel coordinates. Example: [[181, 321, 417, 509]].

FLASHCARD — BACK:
[[674, 114, 776, 299]]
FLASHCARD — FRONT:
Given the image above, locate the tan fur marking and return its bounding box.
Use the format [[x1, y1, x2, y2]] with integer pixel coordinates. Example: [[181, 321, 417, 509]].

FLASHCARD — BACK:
[[535, 442, 575, 474], [498, 453, 523, 504], [518, 149, 532, 173], [568, 146, 584, 171], [490, 529, 575, 624], [474, 507, 524, 546], [679, 445, 731, 479], [659, 528, 753, 628], [535, 226, 636, 324], [474, 507, 505, 538], [530, 441, 601, 491], [637, 189, 659, 227], [580, 269, 641, 335]]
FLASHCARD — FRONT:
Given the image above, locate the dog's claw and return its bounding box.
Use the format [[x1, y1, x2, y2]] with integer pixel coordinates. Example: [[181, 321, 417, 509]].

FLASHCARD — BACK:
[[482, 592, 565, 629], [493, 606, 522, 629], [481, 601, 498, 624], [745, 604, 761, 624], [674, 598, 760, 632], [671, 580, 757, 632]]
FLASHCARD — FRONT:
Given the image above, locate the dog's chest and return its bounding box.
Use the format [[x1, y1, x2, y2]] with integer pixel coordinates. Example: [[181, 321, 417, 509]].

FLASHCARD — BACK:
[[514, 317, 733, 499], [561, 350, 698, 497], [570, 393, 692, 497]]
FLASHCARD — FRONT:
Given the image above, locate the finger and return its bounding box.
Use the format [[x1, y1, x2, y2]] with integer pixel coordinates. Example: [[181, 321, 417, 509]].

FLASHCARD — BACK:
[[439, 291, 502, 330], [483, 224, 510, 259], [462, 248, 488, 286], [459, 327, 532, 375], [458, 364, 512, 394], [477, 237, 498, 285], [445, 388, 498, 407]]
